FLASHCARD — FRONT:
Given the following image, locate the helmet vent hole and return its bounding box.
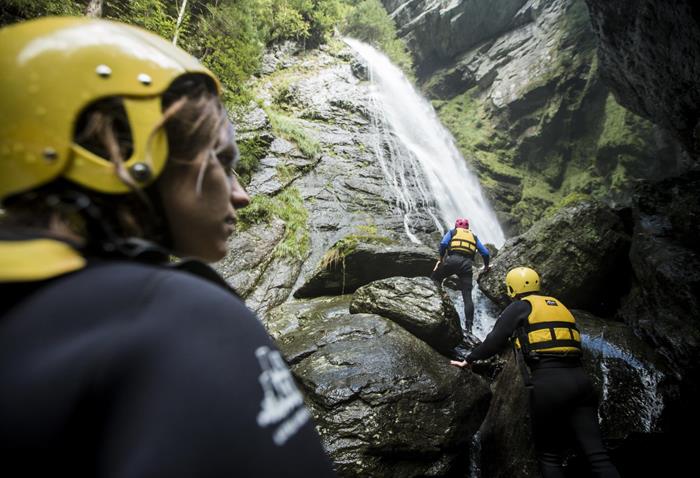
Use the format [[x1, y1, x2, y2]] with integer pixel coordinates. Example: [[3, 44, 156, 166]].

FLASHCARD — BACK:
[[74, 98, 134, 162]]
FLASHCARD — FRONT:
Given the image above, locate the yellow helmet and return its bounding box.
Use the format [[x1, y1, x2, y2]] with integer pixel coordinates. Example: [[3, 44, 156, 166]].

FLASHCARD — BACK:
[[505, 267, 540, 298], [0, 17, 220, 201]]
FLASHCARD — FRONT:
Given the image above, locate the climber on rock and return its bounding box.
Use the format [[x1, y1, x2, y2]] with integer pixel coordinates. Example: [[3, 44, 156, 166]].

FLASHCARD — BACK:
[[451, 267, 620, 478], [431, 218, 490, 331]]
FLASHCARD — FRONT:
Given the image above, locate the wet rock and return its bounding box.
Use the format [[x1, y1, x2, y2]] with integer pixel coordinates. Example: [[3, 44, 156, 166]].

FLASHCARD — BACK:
[[217, 219, 287, 298], [617, 172, 700, 449], [349, 276, 462, 355], [294, 243, 437, 298], [584, 0, 700, 158], [574, 311, 676, 437], [478, 353, 538, 478], [477, 201, 631, 315], [267, 297, 492, 478]]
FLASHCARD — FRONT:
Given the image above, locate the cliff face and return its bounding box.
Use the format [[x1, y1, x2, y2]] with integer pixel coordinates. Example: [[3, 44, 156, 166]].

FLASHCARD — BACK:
[[385, 0, 691, 234], [584, 0, 700, 159], [383, 0, 528, 79]]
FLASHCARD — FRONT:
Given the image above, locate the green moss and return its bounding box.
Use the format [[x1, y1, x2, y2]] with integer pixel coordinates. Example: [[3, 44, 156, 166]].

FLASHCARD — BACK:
[[543, 191, 592, 218], [266, 108, 321, 157], [236, 135, 268, 186], [319, 224, 394, 270], [434, 89, 520, 182], [238, 187, 310, 260], [276, 163, 294, 183], [598, 94, 653, 153]]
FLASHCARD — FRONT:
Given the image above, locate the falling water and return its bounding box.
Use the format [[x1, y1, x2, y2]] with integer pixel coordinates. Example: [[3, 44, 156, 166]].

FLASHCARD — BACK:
[[582, 334, 665, 432], [344, 38, 505, 247]]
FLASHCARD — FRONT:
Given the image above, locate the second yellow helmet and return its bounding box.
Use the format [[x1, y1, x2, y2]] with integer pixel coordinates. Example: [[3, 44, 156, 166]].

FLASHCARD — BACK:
[[505, 267, 540, 298]]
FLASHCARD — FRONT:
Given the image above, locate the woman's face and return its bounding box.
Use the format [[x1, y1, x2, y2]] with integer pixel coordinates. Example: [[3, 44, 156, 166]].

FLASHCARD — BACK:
[[157, 136, 250, 263]]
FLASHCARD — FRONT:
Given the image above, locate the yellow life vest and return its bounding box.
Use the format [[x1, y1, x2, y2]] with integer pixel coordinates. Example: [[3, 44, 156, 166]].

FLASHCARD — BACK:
[[448, 228, 477, 256], [514, 295, 581, 356]]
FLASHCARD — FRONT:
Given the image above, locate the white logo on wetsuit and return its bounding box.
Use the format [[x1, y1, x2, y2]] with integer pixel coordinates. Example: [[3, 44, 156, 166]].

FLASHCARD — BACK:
[[255, 346, 310, 446]]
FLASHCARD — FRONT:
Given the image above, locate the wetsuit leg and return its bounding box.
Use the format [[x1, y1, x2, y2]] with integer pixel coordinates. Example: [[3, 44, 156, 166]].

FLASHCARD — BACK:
[[431, 255, 460, 284], [569, 385, 621, 478], [530, 379, 567, 477], [457, 272, 474, 330], [530, 367, 620, 478], [530, 367, 574, 478], [430, 262, 451, 284]]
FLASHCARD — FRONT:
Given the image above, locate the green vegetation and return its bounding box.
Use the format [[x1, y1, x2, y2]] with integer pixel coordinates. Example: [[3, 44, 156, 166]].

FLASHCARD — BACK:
[[1, 0, 81, 23], [238, 187, 310, 260], [433, 88, 521, 193], [108, 0, 176, 39], [236, 135, 268, 187], [341, 0, 413, 74], [266, 108, 321, 157], [597, 94, 653, 154]]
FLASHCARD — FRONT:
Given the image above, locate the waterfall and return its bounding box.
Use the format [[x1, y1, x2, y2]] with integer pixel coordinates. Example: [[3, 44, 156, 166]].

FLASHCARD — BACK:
[[344, 38, 505, 247]]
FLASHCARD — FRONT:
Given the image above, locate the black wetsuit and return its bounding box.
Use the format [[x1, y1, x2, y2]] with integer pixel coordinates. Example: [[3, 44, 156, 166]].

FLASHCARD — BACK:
[[432, 229, 490, 331], [0, 259, 336, 477], [467, 300, 620, 478]]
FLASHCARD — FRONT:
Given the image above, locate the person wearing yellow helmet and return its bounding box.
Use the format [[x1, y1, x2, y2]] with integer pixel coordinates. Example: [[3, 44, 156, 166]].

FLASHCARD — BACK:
[[451, 267, 620, 478], [0, 17, 335, 477]]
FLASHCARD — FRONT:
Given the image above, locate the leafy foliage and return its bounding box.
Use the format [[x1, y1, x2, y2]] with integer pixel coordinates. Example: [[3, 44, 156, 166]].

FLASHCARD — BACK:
[[106, 0, 176, 39], [341, 0, 413, 73], [1, 0, 83, 25]]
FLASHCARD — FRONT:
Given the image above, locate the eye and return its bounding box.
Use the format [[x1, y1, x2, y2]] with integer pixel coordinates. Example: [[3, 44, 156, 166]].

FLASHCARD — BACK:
[[213, 141, 239, 172]]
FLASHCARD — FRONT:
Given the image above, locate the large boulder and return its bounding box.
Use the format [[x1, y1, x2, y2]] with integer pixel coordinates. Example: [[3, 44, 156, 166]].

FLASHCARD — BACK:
[[478, 310, 675, 478], [617, 172, 700, 454], [266, 297, 492, 478], [294, 243, 437, 298], [349, 276, 463, 355], [477, 201, 631, 315], [584, 0, 700, 158]]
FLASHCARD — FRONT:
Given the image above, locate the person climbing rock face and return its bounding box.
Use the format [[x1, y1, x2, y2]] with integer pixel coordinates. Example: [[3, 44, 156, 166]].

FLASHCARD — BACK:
[[0, 17, 336, 477], [451, 267, 621, 478], [431, 217, 490, 331]]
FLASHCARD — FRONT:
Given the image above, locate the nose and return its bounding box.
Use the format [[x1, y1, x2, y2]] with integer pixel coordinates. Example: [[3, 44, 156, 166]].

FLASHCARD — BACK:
[[230, 176, 250, 209]]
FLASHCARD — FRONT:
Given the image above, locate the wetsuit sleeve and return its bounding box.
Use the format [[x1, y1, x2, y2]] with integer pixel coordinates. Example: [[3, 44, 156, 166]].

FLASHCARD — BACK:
[[466, 300, 531, 362], [102, 272, 336, 478], [475, 237, 490, 267], [439, 230, 454, 256]]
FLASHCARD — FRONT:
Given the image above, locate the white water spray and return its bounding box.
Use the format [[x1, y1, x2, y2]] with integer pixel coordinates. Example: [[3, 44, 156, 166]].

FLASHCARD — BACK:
[[344, 38, 505, 247], [583, 334, 665, 432]]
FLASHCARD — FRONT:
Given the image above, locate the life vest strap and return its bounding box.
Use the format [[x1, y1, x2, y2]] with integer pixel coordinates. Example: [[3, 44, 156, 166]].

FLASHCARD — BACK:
[[527, 321, 579, 332], [529, 339, 582, 351]]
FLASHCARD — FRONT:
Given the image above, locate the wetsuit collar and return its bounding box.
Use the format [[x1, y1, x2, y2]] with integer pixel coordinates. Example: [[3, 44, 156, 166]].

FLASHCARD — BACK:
[[0, 238, 86, 282]]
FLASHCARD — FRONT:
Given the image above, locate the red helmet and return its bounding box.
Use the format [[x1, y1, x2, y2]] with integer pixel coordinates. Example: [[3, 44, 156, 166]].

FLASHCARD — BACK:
[[455, 218, 469, 229]]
